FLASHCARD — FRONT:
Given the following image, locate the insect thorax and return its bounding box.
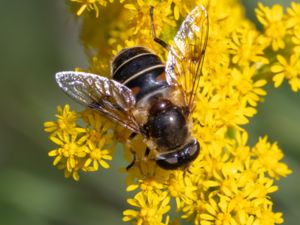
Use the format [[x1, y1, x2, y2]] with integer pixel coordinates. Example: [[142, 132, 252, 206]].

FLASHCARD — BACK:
[[112, 46, 168, 102]]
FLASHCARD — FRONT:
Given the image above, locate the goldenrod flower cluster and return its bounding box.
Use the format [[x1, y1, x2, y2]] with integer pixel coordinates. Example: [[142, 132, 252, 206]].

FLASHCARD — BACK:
[[45, 105, 116, 180], [44, 0, 297, 224]]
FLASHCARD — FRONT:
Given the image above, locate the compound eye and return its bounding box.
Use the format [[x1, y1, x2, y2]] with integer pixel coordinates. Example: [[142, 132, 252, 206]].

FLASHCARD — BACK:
[[164, 156, 179, 165], [155, 140, 200, 170], [155, 152, 180, 170], [185, 140, 200, 161]]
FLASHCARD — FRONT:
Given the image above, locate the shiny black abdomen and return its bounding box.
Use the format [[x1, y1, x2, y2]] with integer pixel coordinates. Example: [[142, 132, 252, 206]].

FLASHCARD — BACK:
[[112, 47, 168, 102]]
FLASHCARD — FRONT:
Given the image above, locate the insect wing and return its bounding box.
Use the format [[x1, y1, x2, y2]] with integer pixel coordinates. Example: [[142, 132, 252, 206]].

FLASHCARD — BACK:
[[55, 71, 141, 133], [165, 5, 209, 113]]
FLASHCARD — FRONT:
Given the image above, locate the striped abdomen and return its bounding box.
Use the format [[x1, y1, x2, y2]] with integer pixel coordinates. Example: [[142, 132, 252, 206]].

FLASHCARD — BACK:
[[112, 47, 168, 102]]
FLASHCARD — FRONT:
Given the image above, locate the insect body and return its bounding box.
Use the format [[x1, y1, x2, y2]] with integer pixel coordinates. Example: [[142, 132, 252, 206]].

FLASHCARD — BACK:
[[55, 6, 209, 170]]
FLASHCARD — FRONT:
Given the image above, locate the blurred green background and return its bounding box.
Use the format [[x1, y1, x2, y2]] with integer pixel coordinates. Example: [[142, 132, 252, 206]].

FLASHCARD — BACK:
[[0, 0, 299, 224]]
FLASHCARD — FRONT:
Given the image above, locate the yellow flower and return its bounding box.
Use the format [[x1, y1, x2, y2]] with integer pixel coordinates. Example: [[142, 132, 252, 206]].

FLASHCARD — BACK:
[[167, 171, 197, 209], [123, 191, 171, 225], [44, 104, 83, 135], [252, 136, 292, 179], [256, 3, 286, 51], [292, 27, 300, 53], [286, 2, 300, 29], [114, 0, 176, 57], [228, 23, 269, 66], [255, 207, 284, 225], [84, 140, 112, 170], [81, 108, 114, 137], [271, 53, 300, 91], [48, 132, 89, 181], [200, 197, 235, 225], [71, 0, 114, 17], [46, 105, 115, 180], [231, 66, 267, 107]]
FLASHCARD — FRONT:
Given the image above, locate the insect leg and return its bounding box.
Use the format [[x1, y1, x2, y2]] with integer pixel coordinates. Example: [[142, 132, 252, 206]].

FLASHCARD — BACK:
[[125, 132, 138, 171], [182, 165, 192, 182], [144, 147, 150, 157], [129, 132, 137, 139], [126, 148, 152, 171], [150, 6, 170, 50], [126, 151, 136, 171]]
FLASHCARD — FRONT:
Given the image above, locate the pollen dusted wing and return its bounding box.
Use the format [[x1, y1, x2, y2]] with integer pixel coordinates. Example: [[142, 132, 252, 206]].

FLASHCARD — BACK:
[[165, 5, 209, 113], [55, 71, 141, 133]]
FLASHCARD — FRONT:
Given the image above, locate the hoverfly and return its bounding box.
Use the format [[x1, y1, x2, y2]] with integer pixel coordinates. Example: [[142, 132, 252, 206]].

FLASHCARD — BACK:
[[55, 5, 209, 170]]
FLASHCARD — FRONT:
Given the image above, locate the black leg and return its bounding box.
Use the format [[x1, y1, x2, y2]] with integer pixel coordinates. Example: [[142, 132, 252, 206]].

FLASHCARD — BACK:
[[150, 6, 170, 50], [144, 147, 150, 157], [126, 147, 151, 170], [182, 164, 192, 178], [125, 133, 138, 171], [126, 151, 136, 171], [129, 132, 137, 139]]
